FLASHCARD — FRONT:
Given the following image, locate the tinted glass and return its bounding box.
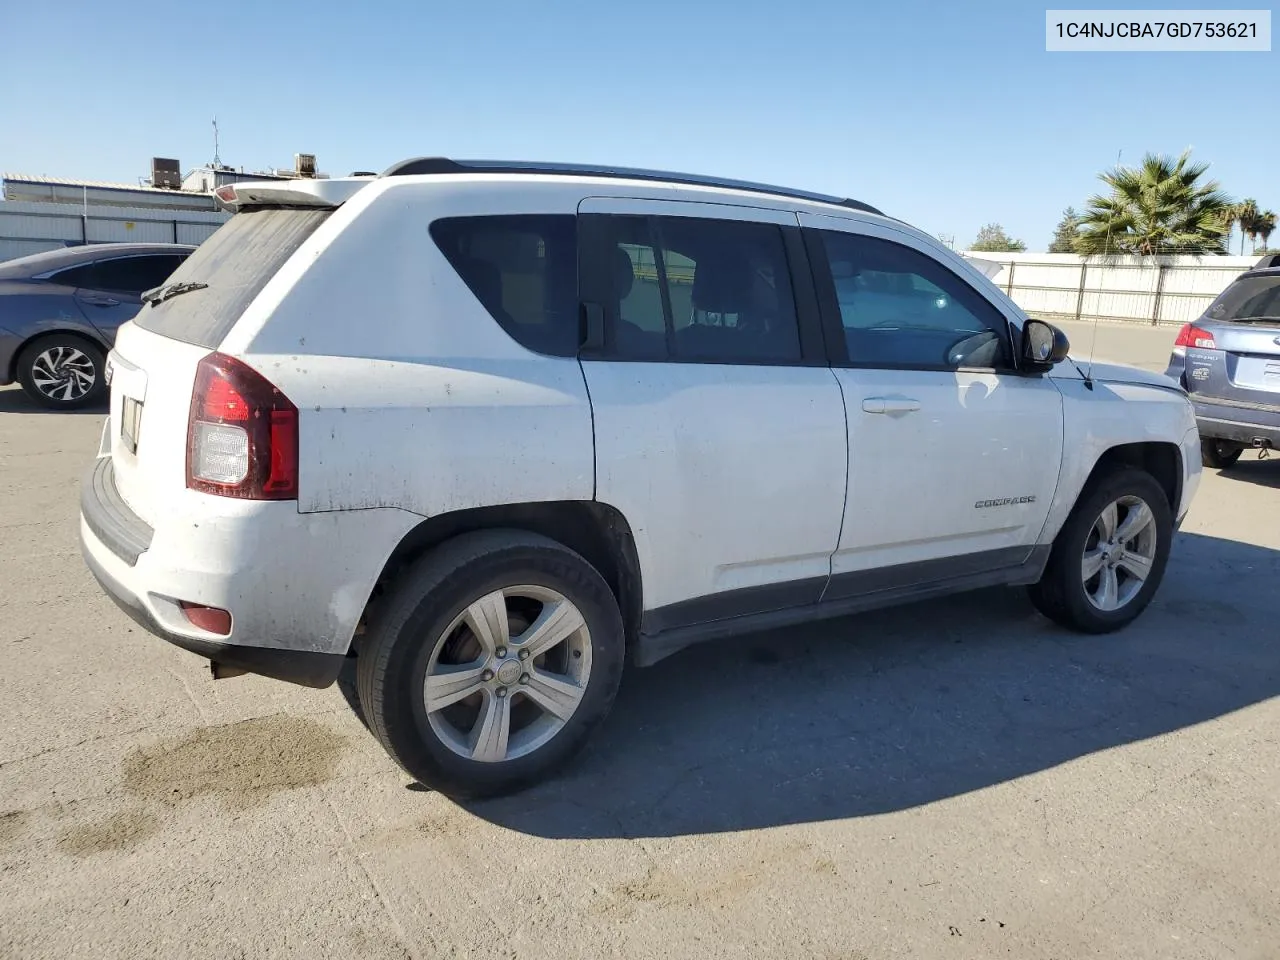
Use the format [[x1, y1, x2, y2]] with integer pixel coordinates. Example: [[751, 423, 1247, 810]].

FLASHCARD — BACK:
[[588, 214, 802, 364], [48, 263, 98, 288], [431, 215, 578, 357], [88, 254, 188, 295], [1205, 275, 1280, 324], [135, 208, 331, 348], [819, 231, 1009, 368]]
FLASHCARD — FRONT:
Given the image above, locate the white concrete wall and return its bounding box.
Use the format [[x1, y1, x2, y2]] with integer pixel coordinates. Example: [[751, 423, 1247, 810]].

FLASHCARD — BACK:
[[964, 252, 1260, 326]]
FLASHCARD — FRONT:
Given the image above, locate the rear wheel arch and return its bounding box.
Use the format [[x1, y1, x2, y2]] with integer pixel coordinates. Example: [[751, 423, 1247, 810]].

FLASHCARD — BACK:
[[360, 501, 643, 653]]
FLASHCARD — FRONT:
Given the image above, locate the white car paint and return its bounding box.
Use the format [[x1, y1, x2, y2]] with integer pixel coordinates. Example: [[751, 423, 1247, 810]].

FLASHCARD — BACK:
[[80, 168, 1202, 665], [1044, 360, 1200, 540]]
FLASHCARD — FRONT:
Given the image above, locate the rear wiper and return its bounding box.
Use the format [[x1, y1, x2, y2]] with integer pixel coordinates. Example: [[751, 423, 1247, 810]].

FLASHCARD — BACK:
[[141, 281, 208, 306]]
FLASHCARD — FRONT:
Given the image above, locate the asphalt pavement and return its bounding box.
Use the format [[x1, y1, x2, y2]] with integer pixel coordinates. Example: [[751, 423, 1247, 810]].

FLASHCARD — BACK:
[[1, 326, 1276, 959]]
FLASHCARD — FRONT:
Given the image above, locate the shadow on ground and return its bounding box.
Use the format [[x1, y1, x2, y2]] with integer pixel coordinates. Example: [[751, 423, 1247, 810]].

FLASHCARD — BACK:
[[0, 385, 106, 416], [1218, 456, 1280, 490], [439, 530, 1280, 838]]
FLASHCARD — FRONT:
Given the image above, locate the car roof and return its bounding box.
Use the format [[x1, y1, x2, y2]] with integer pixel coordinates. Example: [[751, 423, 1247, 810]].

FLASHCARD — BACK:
[[1238, 267, 1280, 281], [380, 157, 885, 217], [0, 243, 196, 279]]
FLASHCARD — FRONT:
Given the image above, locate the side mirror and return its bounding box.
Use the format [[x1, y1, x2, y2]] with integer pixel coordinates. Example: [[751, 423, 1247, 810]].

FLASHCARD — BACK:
[[1021, 319, 1070, 371]]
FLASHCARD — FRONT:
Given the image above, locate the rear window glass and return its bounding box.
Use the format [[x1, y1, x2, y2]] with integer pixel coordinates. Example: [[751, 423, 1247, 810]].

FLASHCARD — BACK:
[[430, 215, 578, 357], [1205, 275, 1280, 324], [134, 208, 330, 348]]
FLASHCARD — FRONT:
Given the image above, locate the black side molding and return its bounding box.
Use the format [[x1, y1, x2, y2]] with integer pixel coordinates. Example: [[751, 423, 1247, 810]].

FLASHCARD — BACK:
[[81, 457, 153, 566], [633, 546, 1051, 668]]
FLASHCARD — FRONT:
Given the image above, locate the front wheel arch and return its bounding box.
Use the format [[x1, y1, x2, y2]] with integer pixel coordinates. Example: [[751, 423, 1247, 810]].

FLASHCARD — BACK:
[[1082, 441, 1182, 514]]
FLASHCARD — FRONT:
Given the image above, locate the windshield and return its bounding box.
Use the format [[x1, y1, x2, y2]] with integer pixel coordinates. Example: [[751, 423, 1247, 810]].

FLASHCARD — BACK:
[[1204, 274, 1280, 324], [133, 207, 330, 348]]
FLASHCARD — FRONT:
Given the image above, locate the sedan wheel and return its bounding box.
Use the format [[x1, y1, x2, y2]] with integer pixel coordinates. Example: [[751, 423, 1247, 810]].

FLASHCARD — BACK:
[[31, 345, 97, 403], [16, 336, 107, 410]]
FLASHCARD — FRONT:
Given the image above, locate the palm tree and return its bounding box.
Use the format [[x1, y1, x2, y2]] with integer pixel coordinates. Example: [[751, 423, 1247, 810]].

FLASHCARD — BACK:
[[1074, 150, 1233, 256], [1256, 209, 1277, 254], [1234, 198, 1260, 255]]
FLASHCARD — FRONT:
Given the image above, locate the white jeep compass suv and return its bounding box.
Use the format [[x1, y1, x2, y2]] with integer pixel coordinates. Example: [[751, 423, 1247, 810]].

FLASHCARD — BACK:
[[80, 159, 1202, 797]]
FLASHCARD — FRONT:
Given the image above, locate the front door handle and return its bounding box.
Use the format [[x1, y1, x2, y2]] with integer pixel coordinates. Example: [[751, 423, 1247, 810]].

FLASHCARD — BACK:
[[862, 397, 921, 415], [81, 295, 120, 307]]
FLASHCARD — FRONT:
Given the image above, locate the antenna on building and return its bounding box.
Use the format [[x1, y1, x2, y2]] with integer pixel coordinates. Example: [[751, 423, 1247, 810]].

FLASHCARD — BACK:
[[212, 117, 221, 168]]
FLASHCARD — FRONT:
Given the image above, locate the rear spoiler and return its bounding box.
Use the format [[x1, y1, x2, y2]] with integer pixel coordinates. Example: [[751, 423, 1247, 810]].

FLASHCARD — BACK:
[[213, 177, 372, 212]]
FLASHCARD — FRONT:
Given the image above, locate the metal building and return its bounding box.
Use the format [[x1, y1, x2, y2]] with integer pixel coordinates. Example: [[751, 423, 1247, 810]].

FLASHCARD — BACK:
[[0, 153, 327, 262]]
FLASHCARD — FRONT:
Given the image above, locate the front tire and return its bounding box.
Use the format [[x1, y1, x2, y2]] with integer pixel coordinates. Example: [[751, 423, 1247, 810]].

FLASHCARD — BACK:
[[1201, 438, 1243, 469], [356, 529, 625, 798], [16, 334, 107, 410], [1028, 467, 1173, 633]]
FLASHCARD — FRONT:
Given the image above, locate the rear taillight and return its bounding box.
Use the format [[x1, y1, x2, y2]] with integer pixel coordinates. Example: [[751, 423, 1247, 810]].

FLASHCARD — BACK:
[[187, 353, 298, 500], [1173, 323, 1216, 350]]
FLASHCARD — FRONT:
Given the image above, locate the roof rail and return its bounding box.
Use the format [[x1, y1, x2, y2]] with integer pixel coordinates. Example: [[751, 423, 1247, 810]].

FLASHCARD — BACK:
[[380, 157, 884, 216]]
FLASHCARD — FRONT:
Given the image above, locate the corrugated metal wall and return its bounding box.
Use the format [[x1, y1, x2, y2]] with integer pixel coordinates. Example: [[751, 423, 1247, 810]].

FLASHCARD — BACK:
[[967, 253, 1260, 326], [0, 200, 228, 262]]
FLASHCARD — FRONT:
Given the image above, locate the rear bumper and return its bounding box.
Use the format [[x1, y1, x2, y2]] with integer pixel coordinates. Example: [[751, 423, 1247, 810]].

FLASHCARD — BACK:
[[79, 454, 421, 688], [1193, 399, 1280, 447], [81, 539, 346, 688]]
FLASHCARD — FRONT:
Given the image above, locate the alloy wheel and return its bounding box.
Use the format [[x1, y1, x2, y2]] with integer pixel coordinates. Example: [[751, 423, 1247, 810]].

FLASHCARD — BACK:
[[30, 346, 96, 402], [1081, 495, 1158, 611], [423, 585, 592, 762]]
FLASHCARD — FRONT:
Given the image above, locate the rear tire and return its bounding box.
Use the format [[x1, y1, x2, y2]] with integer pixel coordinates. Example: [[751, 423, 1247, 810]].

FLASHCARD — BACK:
[[356, 529, 625, 799], [16, 334, 107, 410], [1201, 438, 1243, 469], [1028, 467, 1173, 634]]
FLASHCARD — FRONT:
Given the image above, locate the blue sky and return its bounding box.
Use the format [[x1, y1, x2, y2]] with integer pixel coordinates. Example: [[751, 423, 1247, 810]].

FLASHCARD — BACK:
[[1, 0, 1274, 250]]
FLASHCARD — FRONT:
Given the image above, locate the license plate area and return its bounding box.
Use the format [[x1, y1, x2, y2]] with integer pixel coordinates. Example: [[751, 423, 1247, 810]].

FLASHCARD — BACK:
[[1228, 354, 1280, 392], [121, 396, 143, 454]]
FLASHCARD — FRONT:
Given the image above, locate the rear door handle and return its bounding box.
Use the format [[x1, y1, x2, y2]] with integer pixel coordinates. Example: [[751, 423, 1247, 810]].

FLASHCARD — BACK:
[[862, 397, 921, 414], [80, 295, 120, 307]]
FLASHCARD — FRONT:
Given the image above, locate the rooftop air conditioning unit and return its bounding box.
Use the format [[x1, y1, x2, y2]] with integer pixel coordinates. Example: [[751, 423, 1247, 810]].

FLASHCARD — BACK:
[[295, 153, 317, 178], [151, 157, 182, 190]]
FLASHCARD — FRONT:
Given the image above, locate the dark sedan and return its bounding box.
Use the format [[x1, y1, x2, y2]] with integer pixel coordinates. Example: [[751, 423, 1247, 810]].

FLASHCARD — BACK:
[[0, 243, 194, 409]]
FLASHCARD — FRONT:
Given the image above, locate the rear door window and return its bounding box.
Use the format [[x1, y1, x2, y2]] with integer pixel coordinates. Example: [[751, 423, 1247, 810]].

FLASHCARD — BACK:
[[47, 263, 98, 288], [86, 255, 189, 296], [430, 215, 578, 357], [580, 213, 804, 364], [134, 208, 331, 348]]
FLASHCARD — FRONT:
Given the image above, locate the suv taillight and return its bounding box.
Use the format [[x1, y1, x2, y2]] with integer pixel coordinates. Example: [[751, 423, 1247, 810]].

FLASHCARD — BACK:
[[1173, 323, 1216, 350], [186, 353, 298, 500]]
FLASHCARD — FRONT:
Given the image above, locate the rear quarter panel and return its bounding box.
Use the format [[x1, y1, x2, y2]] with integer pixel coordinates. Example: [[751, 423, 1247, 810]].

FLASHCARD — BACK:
[[0, 283, 108, 381], [229, 179, 595, 516]]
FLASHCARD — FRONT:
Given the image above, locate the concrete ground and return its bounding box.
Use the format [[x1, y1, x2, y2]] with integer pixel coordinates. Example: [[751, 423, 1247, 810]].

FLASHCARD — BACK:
[[1, 327, 1277, 960]]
